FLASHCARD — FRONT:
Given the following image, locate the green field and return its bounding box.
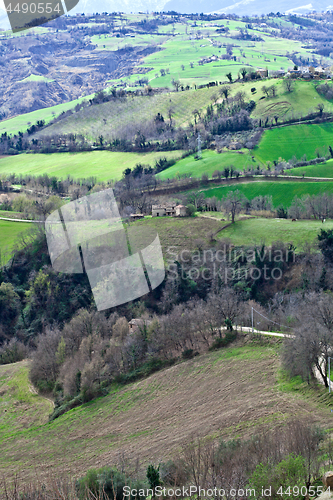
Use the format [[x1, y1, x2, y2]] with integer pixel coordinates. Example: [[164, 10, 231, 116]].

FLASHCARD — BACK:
[[218, 217, 333, 248], [0, 94, 93, 136], [157, 149, 263, 180], [255, 123, 333, 164], [200, 180, 333, 207], [286, 159, 333, 178], [251, 80, 333, 122], [0, 220, 31, 261], [0, 150, 182, 181], [19, 75, 54, 83]]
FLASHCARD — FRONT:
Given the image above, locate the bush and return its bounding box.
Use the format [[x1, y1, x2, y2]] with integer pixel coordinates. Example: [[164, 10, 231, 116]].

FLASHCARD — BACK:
[[182, 349, 198, 359], [77, 467, 147, 500], [0, 338, 27, 365], [249, 453, 306, 500], [209, 330, 237, 350], [49, 394, 83, 421], [114, 358, 176, 385]]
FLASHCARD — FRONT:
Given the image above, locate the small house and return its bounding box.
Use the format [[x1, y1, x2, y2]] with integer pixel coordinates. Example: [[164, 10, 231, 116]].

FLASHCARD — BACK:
[[175, 205, 187, 217]]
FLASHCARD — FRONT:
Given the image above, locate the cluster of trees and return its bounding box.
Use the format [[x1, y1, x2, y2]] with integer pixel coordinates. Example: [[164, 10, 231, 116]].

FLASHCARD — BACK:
[[29, 288, 243, 405], [1, 172, 103, 200], [288, 193, 333, 220]]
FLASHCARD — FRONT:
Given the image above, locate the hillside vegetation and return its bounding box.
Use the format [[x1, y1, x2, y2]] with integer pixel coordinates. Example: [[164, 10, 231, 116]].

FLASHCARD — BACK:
[[0, 343, 331, 482], [216, 217, 333, 248]]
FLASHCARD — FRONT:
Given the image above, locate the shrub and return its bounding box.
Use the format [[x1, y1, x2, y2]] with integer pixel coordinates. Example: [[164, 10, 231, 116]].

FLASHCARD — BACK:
[[209, 330, 237, 351], [0, 338, 27, 365], [77, 467, 147, 500]]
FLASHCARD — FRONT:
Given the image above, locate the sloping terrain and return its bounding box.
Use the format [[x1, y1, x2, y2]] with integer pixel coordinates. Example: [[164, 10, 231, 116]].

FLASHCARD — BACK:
[[1, 343, 332, 483]]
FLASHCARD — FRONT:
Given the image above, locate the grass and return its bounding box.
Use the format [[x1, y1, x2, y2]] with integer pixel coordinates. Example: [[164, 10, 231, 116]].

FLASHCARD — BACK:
[[35, 86, 223, 142], [0, 220, 31, 262], [0, 150, 182, 182], [0, 210, 25, 219], [286, 159, 333, 178], [128, 215, 223, 255], [251, 80, 333, 122], [19, 75, 54, 83], [1, 342, 332, 482], [200, 180, 333, 207], [255, 123, 333, 164], [0, 361, 52, 435], [217, 217, 333, 248], [0, 95, 90, 137], [157, 149, 262, 180]]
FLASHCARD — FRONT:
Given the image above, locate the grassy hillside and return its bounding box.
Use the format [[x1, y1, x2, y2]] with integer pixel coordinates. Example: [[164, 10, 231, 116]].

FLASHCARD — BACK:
[[250, 80, 333, 122], [34, 86, 221, 142], [0, 150, 182, 182], [0, 96, 90, 137], [32, 80, 333, 146], [0, 220, 31, 262], [255, 123, 333, 164], [201, 180, 333, 207], [157, 149, 262, 180], [129, 216, 223, 254], [287, 159, 333, 178], [217, 217, 333, 247], [1, 344, 331, 482]]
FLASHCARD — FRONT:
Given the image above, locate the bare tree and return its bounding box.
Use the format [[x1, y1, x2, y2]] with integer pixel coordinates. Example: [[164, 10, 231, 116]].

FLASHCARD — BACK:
[[222, 190, 248, 223], [283, 77, 294, 92]]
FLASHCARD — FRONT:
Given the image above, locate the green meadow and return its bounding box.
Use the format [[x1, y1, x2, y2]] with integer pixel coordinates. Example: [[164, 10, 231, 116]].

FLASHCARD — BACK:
[[201, 180, 333, 207], [255, 123, 333, 163], [250, 80, 333, 121], [0, 150, 182, 181], [157, 149, 261, 179], [0, 96, 90, 136], [218, 217, 333, 248], [0, 220, 31, 262], [287, 159, 333, 178]]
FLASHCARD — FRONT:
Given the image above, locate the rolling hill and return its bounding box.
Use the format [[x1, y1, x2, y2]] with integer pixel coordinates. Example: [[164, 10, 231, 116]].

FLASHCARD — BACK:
[[1, 342, 332, 483]]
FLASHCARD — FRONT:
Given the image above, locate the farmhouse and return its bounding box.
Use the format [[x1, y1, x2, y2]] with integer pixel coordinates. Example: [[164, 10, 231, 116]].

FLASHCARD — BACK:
[[257, 68, 268, 78], [152, 203, 187, 217]]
